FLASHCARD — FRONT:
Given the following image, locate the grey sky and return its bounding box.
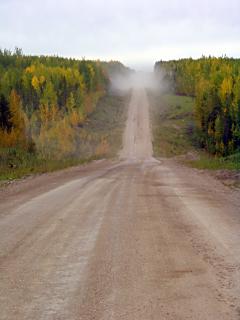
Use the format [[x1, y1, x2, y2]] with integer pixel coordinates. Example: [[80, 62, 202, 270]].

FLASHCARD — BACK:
[[0, 0, 239, 70]]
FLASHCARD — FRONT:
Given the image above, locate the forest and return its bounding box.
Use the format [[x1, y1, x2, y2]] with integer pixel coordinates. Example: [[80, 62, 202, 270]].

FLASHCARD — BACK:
[[0, 49, 130, 156], [154, 57, 240, 156], [0, 49, 130, 179]]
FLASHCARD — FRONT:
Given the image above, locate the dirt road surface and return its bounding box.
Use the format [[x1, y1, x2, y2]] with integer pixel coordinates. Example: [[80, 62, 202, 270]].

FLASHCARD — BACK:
[[120, 90, 153, 160], [1, 89, 240, 319]]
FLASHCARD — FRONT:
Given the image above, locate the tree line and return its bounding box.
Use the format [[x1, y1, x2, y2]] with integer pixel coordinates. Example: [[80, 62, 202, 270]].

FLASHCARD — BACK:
[[154, 57, 240, 155], [0, 48, 126, 158]]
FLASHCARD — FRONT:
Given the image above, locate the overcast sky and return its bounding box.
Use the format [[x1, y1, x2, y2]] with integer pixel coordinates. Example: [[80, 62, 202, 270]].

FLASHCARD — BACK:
[[0, 0, 239, 70]]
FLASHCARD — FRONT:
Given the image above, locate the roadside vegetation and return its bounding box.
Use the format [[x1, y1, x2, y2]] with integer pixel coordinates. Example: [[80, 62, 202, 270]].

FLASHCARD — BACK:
[[153, 56, 240, 171], [149, 92, 195, 157], [155, 57, 240, 156], [149, 91, 240, 171], [0, 92, 129, 181], [0, 48, 129, 181]]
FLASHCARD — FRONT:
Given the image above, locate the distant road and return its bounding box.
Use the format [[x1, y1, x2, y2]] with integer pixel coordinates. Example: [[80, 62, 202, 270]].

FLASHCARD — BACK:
[[120, 89, 153, 160], [0, 89, 240, 319]]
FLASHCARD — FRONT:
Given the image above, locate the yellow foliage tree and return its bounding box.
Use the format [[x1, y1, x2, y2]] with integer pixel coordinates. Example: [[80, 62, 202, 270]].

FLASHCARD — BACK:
[[219, 77, 233, 105], [31, 75, 40, 92], [9, 90, 27, 146]]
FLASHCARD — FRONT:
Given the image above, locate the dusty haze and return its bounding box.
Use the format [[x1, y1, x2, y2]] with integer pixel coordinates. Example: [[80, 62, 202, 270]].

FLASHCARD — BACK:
[[110, 71, 166, 92]]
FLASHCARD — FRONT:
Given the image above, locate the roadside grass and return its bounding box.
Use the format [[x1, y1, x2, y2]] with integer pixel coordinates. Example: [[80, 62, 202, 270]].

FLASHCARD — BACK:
[[0, 149, 93, 181], [190, 152, 240, 170], [149, 91, 195, 157], [149, 91, 240, 171], [0, 91, 129, 182], [80, 91, 129, 158]]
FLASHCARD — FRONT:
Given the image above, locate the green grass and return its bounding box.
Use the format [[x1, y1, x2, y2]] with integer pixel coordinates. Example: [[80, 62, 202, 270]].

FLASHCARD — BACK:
[[80, 91, 128, 157], [0, 147, 101, 182], [149, 91, 240, 172], [0, 92, 129, 182], [149, 91, 195, 157], [190, 152, 240, 170]]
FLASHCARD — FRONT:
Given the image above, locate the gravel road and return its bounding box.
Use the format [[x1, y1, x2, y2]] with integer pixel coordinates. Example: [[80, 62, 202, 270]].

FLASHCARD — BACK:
[[0, 89, 240, 319]]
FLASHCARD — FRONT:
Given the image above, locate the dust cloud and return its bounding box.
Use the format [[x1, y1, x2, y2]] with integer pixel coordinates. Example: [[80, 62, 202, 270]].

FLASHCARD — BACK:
[[110, 70, 169, 93]]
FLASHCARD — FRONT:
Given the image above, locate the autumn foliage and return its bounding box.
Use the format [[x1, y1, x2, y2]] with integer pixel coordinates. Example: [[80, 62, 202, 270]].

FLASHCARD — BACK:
[[0, 49, 109, 158], [155, 57, 240, 155]]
